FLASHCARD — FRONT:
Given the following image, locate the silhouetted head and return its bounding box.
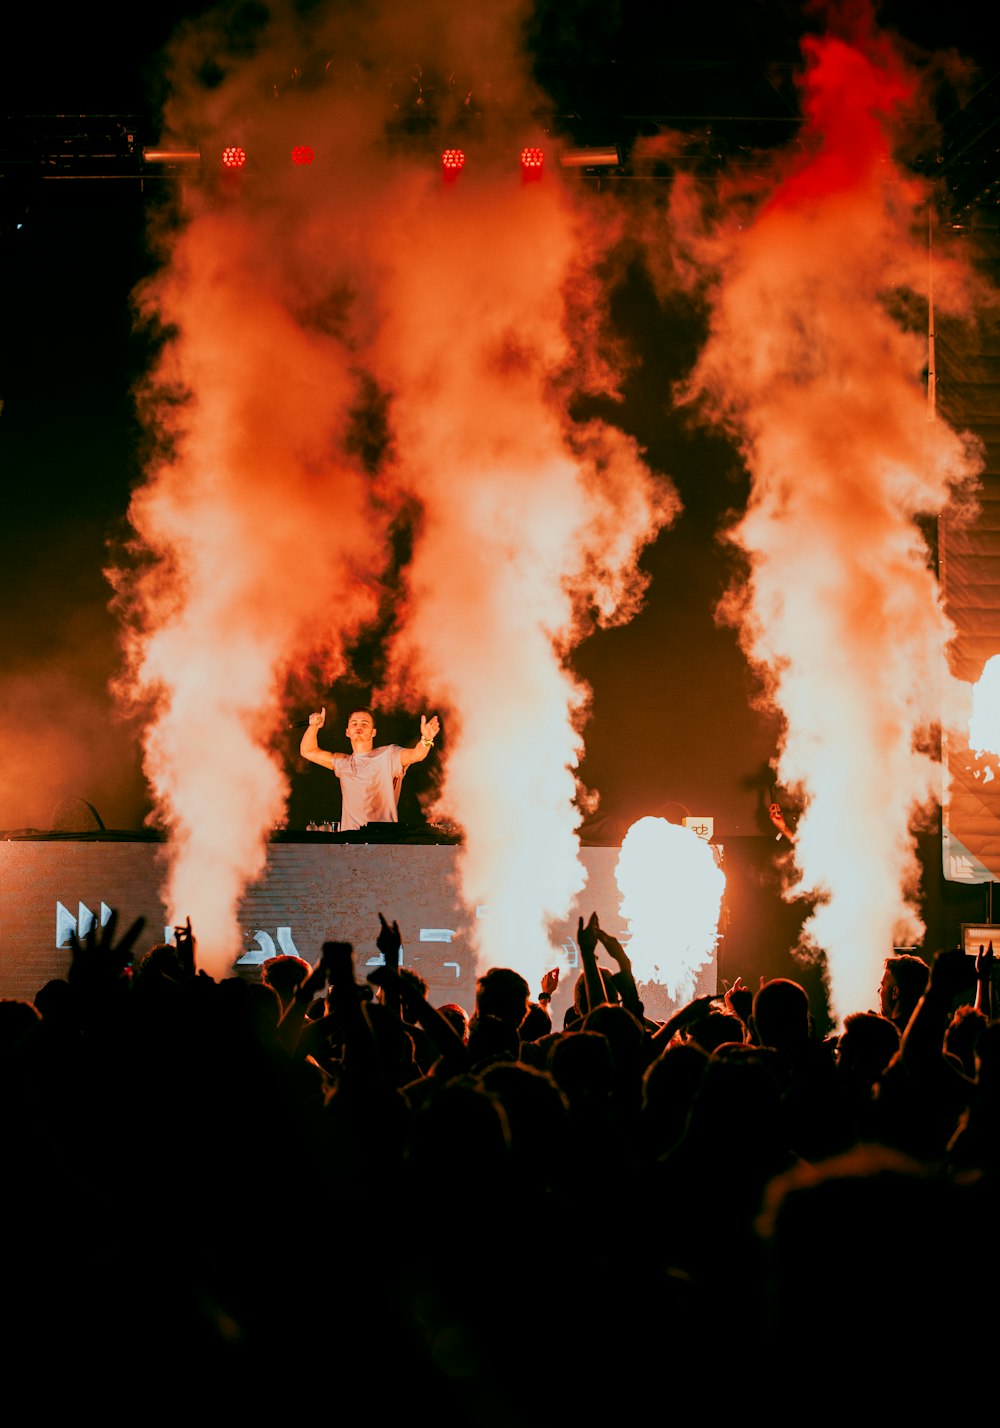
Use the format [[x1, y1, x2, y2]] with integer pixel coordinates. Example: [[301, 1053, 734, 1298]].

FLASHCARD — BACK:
[[260, 953, 311, 1008], [879, 954, 928, 1025], [398, 965, 428, 1002], [571, 966, 617, 1017], [0, 998, 42, 1055], [944, 1004, 988, 1078], [837, 1011, 900, 1084], [686, 1006, 745, 1054], [581, 1003, 650, 1103], [438, 1002, 470, 1043], [135, 942, 185, 983], [751, 978, 811, 1048], [475, 967, 530, 1025], [476, 1062, 570, 1180], [467, 1015, 521, 1069], [518, 1002, 552, 1045], [547, 1028, 616, 1105], [641, 1041, 709, 1154], [33, 979, 75, 1026]]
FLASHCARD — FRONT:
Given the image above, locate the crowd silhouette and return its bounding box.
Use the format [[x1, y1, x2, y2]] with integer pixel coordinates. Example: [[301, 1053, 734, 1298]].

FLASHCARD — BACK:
[[3, 905, 996, 1416]]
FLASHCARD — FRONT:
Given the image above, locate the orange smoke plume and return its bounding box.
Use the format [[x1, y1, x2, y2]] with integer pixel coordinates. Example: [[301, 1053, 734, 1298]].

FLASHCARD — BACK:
[[113, 0, 676, 979], [368, 169, 676, 986], [677, 22, 982, 1021], [112, 41, 395, 972]]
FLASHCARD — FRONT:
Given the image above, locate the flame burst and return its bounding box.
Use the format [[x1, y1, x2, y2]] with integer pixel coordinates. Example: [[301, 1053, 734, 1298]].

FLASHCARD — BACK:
[[677, 22, 981, 1020], [112, 0, 675, 978], [616, 817, 725, 1002], [970, 656, 1000, 757]]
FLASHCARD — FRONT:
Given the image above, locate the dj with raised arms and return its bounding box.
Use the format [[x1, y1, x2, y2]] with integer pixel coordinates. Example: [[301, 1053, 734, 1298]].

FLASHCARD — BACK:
[[299, 706, 440, 831]]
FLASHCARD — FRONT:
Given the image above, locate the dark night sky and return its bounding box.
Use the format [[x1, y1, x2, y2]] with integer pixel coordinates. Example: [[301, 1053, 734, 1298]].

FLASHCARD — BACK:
[[1, 1, 997, 838]]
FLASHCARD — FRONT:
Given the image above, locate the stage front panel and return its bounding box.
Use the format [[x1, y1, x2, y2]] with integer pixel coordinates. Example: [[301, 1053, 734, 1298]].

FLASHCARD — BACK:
[[1, 839, 716, 1011]]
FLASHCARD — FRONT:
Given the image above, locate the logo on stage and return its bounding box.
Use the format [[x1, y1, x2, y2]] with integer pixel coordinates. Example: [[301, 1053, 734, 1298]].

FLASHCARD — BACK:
[[56, 900, 113, 947], [239, 928, 301, 964]]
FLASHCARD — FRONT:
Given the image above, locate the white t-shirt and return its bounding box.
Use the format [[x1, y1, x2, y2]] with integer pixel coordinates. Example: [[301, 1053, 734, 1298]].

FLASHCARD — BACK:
[[332, 744, 405, 830]]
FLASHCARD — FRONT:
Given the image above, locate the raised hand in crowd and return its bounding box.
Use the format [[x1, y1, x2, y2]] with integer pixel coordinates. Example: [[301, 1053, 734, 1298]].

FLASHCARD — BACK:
[[577, 911, 613, 1015], [276, 946, 331, 1056], [594, 922, 644, 1020], [67, 907, 146, 1000], [901, 947, 976, 1071], [976, 941, 994, 1019], [330, 937, 389, 1085], [288, 938, 371, 1081], [377, 912, 403, 966], [724, 975, 752, 1030], [368, 922, 468, 1077], [375, 912, 404, 1016], [651, 993, 718, 1052], [171, 916, 198, 979], [539, 966, 560, 1009]]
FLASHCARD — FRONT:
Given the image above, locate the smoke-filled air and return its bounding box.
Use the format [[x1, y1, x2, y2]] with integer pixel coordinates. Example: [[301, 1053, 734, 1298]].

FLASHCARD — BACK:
[[669, 15, 982, 1021], [111, 0, 676, 979]]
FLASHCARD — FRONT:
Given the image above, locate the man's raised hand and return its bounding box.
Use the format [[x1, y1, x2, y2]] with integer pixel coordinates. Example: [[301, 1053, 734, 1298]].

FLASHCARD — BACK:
[[596, 925, 630, 968], [377, 912, 403, 968], [172, 916, 198, 978], [577, 911, 600, 959], [68, 907, 146, 988], [541, 967, 560, 998]]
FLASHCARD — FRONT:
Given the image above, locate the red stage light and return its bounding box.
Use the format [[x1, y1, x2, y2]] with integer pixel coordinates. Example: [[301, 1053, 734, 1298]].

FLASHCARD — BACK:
[[221, 146, 247, 169], [520, 146, 544, 175], [442, 148, 465, 178], [291, 145, 314, 166]]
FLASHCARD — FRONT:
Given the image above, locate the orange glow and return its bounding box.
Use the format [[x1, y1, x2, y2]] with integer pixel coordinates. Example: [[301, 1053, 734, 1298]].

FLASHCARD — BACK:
[[674, 22, 982, 1021], [220, 146, 247, 169], [616, 817, 725, 1001]]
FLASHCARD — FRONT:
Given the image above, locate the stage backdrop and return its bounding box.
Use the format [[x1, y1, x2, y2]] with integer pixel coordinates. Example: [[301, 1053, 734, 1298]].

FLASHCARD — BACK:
[[940, 233, 1000, 886]]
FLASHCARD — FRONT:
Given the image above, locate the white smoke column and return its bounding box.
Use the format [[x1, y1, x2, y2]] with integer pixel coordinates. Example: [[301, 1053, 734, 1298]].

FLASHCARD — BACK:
[[113, 13, 396, 975], [616, 817, 725, 1002], [677, 22, 981, 1021], [363, 44, 677, 986]]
